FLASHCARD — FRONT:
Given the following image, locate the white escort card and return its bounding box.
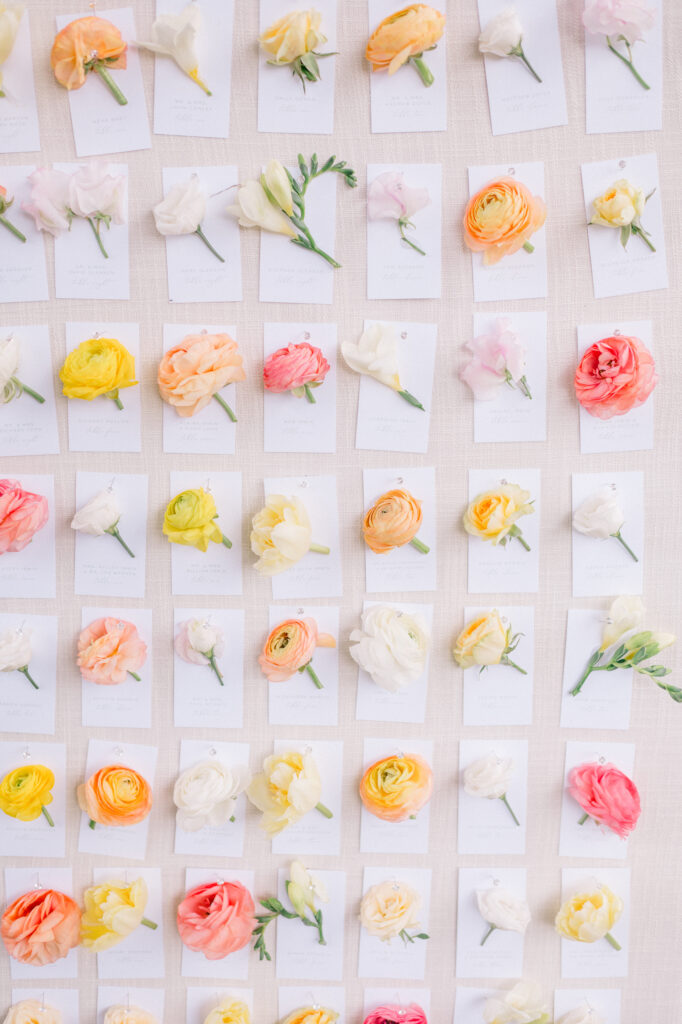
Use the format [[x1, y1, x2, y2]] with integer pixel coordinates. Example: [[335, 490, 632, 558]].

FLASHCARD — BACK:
[[0, 742, 66, 858], [276, 867, 345, 980], [461, 605, 535, 726], [0, 10, 40, 153], [456, 867, 528, 978], [0, 474, 56, 600], [80, 607, 153, 730], [271, 739, 343, 856], [466, 468, 540, 594], [453, 988, 493, 1023], [458, 739, 528, 856], [559, 867, 630, 978], [0, 166, 49, 302], [572, 471, 644, 596], [173, 609, 245, 729], [0, 325, 59, 456], [169, 471, 243, 597], [267, 604, 339, 727], [74, 472, 148, 600], [4, 868, 76, 979], [363, 467, 437, 594], [174, 739, 249, 858], [0, 614, 58, 736], [186, 988, 254, 1024], [93, 866, 164, 979], [358, 866, 431, 980], [559, 740, 636, 861], [98, 987, 165, 1023], [560, 608, 633, 731], [360, 738, 433, 855], [554, 989, 622, 1024], [181, 867, 253, 979]]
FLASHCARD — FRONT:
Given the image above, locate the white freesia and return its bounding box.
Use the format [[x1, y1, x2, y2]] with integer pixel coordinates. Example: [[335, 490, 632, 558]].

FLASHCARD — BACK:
[[153, 174, 206, 236], [3, 1000, 62, 1024], [227, 179, 297, 237], [137, 2, 211, 94], [341, 322, 402, 391], [558, 1004, 605, 1024], [0, 334, 19, 390], [464, 754, 514, 800], [0, 625, 32, 672], [360, 879, 422, 942], [601, 594, 645, 651], [103, 1007, 158, 1024], [286, 859, 329, 917], [478, 7, 522, 56], [484, 980, 550, 1024], [477, 886, 531, 939], [262, 158, 294, 216], [0, 3, 24, 96], [349, 604, 430, 693], [68, 161, 126, 223], [71, 488, 119, 536], [173, 758, 251, 832], [573, 486, 624, 539]]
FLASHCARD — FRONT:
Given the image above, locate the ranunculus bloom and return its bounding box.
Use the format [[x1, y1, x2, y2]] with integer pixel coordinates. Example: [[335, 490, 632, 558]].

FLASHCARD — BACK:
[[173, 758, 251, 832], [363, 1004, 428, 1024], [247, 749, 322, 834], [349, 604, 430, 693], [463, 176, 546, 265], [583, 0, 655, 43], [163, 487, 226, 551], [568, 761, 641, 838], [175, 618, 223, 664], [0, 478, 48, 554], [81, 876, 149, 950], [50, 15, 126, 90], [104, 1007, 158, 1024], [263, 342, 330, 398], [463, 483, 534, 546], [366, 4, 445, 77], [359, 753, 433, 821], [137, 3, 210, 94], [555, 884, 623, 943], [177, 879, 255, 960], [360, 879, 422, 941], [590, 179, 645, 228], [460, 317, 528, 401], [158, 332, 245, 417], [1, 888, 80, 965], [281, 1008, 338, 1024], [259, 617, 336, 682], [77, 764, 152, 827], [60, 337, 137, 404], [574, 334, 656, 420], [203, 1000, 251, 1024], [363, 488, 423, 554], [367, 171, 430, 222], [78, 616, 147, 685], [250, 494, 318, 575], [3, 998, 63, 1024], [0, 764, 54, 822]]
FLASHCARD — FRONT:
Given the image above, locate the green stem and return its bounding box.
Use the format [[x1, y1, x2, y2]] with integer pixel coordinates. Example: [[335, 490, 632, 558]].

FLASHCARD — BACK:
[[93, 62, 128, 105], [289, 172, 341, 267], [221, 534, 233, 548], [305, 662, 324, 690], [606, 37, 650, 90], [208, 653, 224, 686], [509, 526, 530, 551], [195, 224, 225, 262], [17, 666, 39, 690], [11, 377, 45, 403], [398, 218, 426, 256], [107, 525, 135, 558], [522, 241, 535, 254], [213, 391, 237, 421], [0, 89, 5, 98], [570, 650, 604, 696], [578, 812, 589, 825], [517, 375, 532, 400], [480, 923, 497, 946], [89, 818, 96, 829], [408, 54, 434, 87], [141, 917, 157, 930], [409, 536, 430, 554], [632, 224, 656, 252], [314, 910, 326, 945], [315, 801, 333, 819], [398, 389, 425, 410], [87, 216, 109, 258], [611, 530, 638, 562], [510, 44, 542, 83], [0, 214, 26, 242], [304, 384, 316, 404], [500, 794, 520, 826], [309, 541, 330, 554], [604, 931, 622, 951], [41, 805, 54, 827], [127, 671, 141, 681], [501, 656, 527, 675]]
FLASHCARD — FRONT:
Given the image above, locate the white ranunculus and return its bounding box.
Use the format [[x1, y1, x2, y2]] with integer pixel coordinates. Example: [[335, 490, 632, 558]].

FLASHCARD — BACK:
[[478, 7, 523, 56], [477, 886, 531, 935], [3, 1000, 62, 1024], [68, 161, 126, 223], [187, 619, 223, 657], [573, 486, 624, 539], [341, 322, 402, 392], [0, 334, 19, 390], [153, 174, 206, 236], [484, 980, 549, 1024], [0, 626, 31, 672], [558, 1004, 605, 1024], [349, 604, 430, 693], [601, 594, 645, 651], [464, 754, 514, 800], [262, 159, 294, 216], [173, 758, 251, 832], [71, 488, 120, 536], [227, 179, 297, 237], [137, 2, 211, 94]]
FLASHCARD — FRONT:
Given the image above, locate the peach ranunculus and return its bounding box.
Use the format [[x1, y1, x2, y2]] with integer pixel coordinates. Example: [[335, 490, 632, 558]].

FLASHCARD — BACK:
[[259, 617, 336, 689], [568, 761, 641, 839], [262, 342, 330, 402], [359, 753, 433, 822], [462, 483, 534, 550], [0, 478, 49, 554], [0, 764, 55, 826], [77, 764, 152, 828], [281, 1008, 338, 1024], [1, 887, 80, 965], [177, 879, 255, 960], [77, 616, 147, 686], [366, 5, 446, 86], [463, 176, 546, 265], [157, 332, 246, 422], [574, 334, 657, 420], [363, 488, 428, 555], [51, 16, 128, 105]]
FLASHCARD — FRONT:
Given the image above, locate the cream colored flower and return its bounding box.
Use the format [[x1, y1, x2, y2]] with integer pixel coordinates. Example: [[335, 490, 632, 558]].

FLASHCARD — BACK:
[[452, 610, 507, 669], [463, 754, 514, 800], [349, 604, 430, 693], [81, 877, 150, 951], [260, 9, 326, 64], [0, 624, 31, 672], [558, 1005, 605, 1024], [360, 879, 422, 942], [137, 2, 211, 94], [484, 980, 550, 1024], [0, 3, 24, 95], [287, 859, 328, 917], [0, 334, 19, 391], [173, 758, 251, 832], [103, 1007, 158, 1024], [202, 999, 251, 1024], [573, 486, 624, 539], [341, 322, 402, 392], [555, 884, 623, 944], [250, 494, 319, 575], [590, 179, 645, 228], [3, 1000, 62, 1024], [600, 595, 645, 651], [478, 7, 522, 56], [227, 180, 297, 237], [71, 487, 120, 535], [262, 159, 293, 216], [477, 886, 531, 937], [247, 749, 322, 834], [153, 175, 206, 236]]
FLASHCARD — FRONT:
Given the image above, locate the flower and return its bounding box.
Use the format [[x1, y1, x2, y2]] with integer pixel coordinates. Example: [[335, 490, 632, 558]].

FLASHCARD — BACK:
[[453, 610, 527, 675], [158, 332, 244, 421], [366, 4, 446, 86], [478, 7, 542, 82], [590, 179, 655, 250], [3, 1000, 62, 1024], [583, 0, 655, 89], [0, 3, 24, 97], [104, 1008, 158, 1024], [21, 167, 71, 236], [81, 877, 156, 951], [0, 336, 43, 405], [153, 175, 224, 262], [253, 859, 328, 961], [286, 859, 329, 917], [460, 318, 531, 401], [341, 322, 424, 410], [363, 489, 428, 555], [464, 753, 520, 826], [477, 886, 531, 944], [173, 758, 250, 831], [463, 483, 534, 551], [0, 764, 54, 825], [574, 335, 657, 419], [263, 342, 330, 403], [175, 618, 225, 685], [259, 617, 336, 690], [0, 625, 37, 689], [60, 337, 137, 409], [483, 980, 550, 1024], [202, 1000, 251, 1024], [51, 15, 128, 104], [360, 879, 427, 944], [463, 177, 546, 266], [163, 487, 232, 551], [558, 1004, 605, 1024], [0, 478, 49, 554], [228, 180, 297, 237], [601, 594, 645, 650], [555, 884, 623, 947], [77, 764, 152, 827], [247, 748, 329, 834], [68, 160, 126, 225], [137, 3, 211, 93], [251, 493, 329, 575], [177, 879, 255, 959], [573, 485, 638, 561], [0, 184, 26, 243], [1, 888, 80, 965], [368, 171, 430, 256], [359, 753, 433, 822], [281, 1009, 338, 1024], [78, 616, 147, 686], [363, 1005, 427, 1024], [568, 761, 641, 837], [259, 9, 335, 90], [349, 604, 430, 693], [71, 487, 135, 557]]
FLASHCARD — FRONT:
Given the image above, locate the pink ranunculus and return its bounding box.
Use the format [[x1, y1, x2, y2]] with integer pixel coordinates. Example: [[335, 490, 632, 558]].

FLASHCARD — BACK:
[[22, 167, 72, 236], [574, 334, 656, 419], [263, 342, 330, 395], [583, 0, 656, 44], [177, 880, 255, 960], [363, 1004, 428, 1024], [460, 317, 526, 401], [0, 479, 49, 554], [367, 171, 430, 222], [568, 761, 641, 838], [77, 616, 147, 685]]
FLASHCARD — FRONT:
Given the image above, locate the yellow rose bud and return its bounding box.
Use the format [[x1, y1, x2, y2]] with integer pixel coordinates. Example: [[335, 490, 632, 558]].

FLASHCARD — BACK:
[[163, 487, 228, 552], [555, 884, 623, 946], [0, 763, 55, 825], [203, 998, 251, 1024], [590, 179, 645, 228], [81, 877, 153, 951], [259, 9, 326, 64], [59, 337, 137, 408], [453, 610, 507, 669], [462, 483, 534, 548]]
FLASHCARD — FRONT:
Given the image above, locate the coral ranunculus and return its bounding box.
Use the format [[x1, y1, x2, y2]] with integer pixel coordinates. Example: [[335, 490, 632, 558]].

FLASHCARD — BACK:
[[77, 616, 147, 685], [366, 4, 445, 86], [1, 888, 80, 965], [568, 761, 641, 838], [259, 617, 336, 683], [263, 342, 330, 400], [463, 176, 546, 265], [363, 488, 426, 554], [51, 16, 128, 104], [359, 753, 433, 821], [574, 334, 657, 419], [0, 478, 49, 554], [157, 332, 246, 419], [77, 764, 152, 827], [177, 880, 255, 960]]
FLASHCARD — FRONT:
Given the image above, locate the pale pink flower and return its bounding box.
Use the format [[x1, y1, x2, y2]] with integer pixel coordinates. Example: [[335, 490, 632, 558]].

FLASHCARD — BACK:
[[68, 161, 126, 223], [583, 0, 655, 44], [22, 167, 71, 236], [460, 318, 529, 401], [367, 171, 430, 222]]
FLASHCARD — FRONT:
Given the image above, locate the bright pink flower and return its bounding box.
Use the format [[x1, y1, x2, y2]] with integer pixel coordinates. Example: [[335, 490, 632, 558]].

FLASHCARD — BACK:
[[568, 761, 641, 838], [263, 342, 330, 396], [367, 171, 430, 222], [363, 1004, 428, 1024], [583, 0, 655, 44], [177, 880, 255, 960], [77, 617, 147, 685], [0, 479, 49, 554], [460, 318, 526, 401], [574, 334, 656, 419]]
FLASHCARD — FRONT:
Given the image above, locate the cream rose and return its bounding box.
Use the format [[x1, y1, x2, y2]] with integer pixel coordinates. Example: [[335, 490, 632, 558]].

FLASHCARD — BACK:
[[2, 1000, 62, 1024], [453, 610, 507, 669], [341, 322, 402, 391], [0, 4, 24, 95], [203, 999, 252, 1024], [463, 754, 514, 800], [71, 487, 119, 535], [590, 179, 645, 228], [0, 624, 31, 672], [173, 758, 251, 832], [477, 886, 531, 939], [349, 604, 430, 693], [484, 981, 550, 1024], [360, 879, 422, 942], [260, 10, 326, 64], [153, 174, 206, 235], [103, 1007, 158, 1024], [555, 884, 623, 944]]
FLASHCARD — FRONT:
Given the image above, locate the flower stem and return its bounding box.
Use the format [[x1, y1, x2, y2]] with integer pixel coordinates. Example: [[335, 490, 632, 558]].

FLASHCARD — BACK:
[[41, 805, 54, 827], [517, 375, 532, 400], [208, 654, 224, 686], [93, 62, 128, 105], [578, 812, 589, 825], [409, 536, 430, 554], [195, 224, 225, 262], [12, 377, 45, 403], [309, 542, 330, 554], [221, 534, 233, 548], [0, 214, 26, 242], [305, 662, 324, 690], [508, 525, 530, 551], [213, 391, 237, 421], [510, 44, 542, 83], [502, 656, 527, 675], [18, 666, 39, 690], [127, 671, 141, 682], [107, 526, 135, 558], [500, 793, 521, 826], [606, 36, 650, 90], [570, 649, 603, 696], [304, 384, 316, 404], [632, 224, 656, 252], [398, 218, 426, 256], [611, 530, 638, 562], [480, 923, 497, 946], [408, 54, 434, 87], [604, 931, 622, 951], [89, 818, 96, 829], [522, 241, 535, 254], [141, 917, 157, 930], [398, 389, 425, 410], [87, 216, 109, 258], [315, 801, 333, 819]]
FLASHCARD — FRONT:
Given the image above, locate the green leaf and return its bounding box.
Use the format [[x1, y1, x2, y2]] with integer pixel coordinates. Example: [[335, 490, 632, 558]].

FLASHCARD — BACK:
[[320, 156, 335, 173], [297, 154, 308, 180], [638, 664, 672, 678], [655, 679, 682, 701], [310, 153, 318, 175], [620, 223, 632, 248]]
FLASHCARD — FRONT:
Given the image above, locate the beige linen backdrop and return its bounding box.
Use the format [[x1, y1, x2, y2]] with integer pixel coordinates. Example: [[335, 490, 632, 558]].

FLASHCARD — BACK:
[[1, 1, 682, 1020]]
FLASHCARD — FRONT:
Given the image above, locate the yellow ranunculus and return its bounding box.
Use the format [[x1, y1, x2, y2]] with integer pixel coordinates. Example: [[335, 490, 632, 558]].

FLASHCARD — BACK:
[[163, 487, 228, 552], [555, 884, 623, 944], [81, 877, 150, 951], [590, 179, 645, 229], [463, 483, 534, 547], [281, 1008, 338, 1024], [453, 610, 507, 669], [246, 749, 322, 835], [59, 337, 137, 408], [259, 10, 326, 65], [0, 3, 24, 95], [0, 764, 54, 824], [203, 999, 251, 1024]]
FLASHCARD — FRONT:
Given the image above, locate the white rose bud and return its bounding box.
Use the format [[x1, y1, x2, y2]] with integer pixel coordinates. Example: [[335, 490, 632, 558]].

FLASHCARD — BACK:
[[559, 1005, 606, 1024], [71, 488, 120, 536], [187, 619, 223, 656], [477, 885, 531, 940], [0, 626, 32, 672], [341, 322, 402, 392], [153, 174, 207, 236], [464, 754, 514, 800], [478, 7, 523, 57], [0, 334, 20, 390], [573, 486, 625, 539], [349, 604, 430, 693], [173, 758, 251, 832]]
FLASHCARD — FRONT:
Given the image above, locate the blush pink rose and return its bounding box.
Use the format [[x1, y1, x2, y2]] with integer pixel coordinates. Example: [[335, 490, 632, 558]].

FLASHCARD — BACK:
[[1, 888, 80, 965], [158, 332, 246, 417], [583, 0, 655, 44], [367, 171, 430, 222], [263, 342, 330, 395], [574, 334, 656, 419], [568, 761, 641, 838], [0, 479, 49, 554], [177, 880, 255, 960], [460, 317, 526, 401], [364, 1005, 428, 1024], [258, 617, 336, 682], [77, 616, 147, 685]]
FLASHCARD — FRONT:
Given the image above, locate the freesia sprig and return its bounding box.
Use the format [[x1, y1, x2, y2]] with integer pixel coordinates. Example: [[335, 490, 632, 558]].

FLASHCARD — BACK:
[[253, 860, 327, 961], [137, 3, 211, 94], [342, 322, 424, 410]]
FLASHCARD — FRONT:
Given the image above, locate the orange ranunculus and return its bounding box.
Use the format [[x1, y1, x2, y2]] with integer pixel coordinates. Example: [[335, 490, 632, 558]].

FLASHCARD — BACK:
[[363, 488, 425, 554], [359, 753, 433, 822], [77, 764, 152, 828], [51, 16, 127, 101], [258, 617, 336, 686], [1, 888, 80, 966], [157, 332, 246, 419], [463, 176, 546, 266], [366, 5, 445, 82]]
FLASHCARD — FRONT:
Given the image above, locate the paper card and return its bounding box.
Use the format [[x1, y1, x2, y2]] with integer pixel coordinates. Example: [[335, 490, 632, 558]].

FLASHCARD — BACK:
[[560, 608, 633, 731], [263, 475, 342, 600], [173, 609, 244, 729], [363, 989, 431, 1017], [585, 0, 662, 134], [461, 605, 535, 726], [162, 167, 242, 303], [363, 467, 437, 594], [65, 322, 141, 452], [174, 740, 249, 857], [55, 7, 150, 156], [0, 325, 59, 456], [581, 155, 667, 297], [458, 739, 528, 856], [74, 472, 148, 600], [181, 868, 254, 979], [0, 614, 58, 736], [471, 312, 547, 444], [97, 987, 165, 1024], [11, 990, 79, 1020], [263, 322, 337, 454], [0, 742, 66, 858], [576, 322, 655, 453], [466, 468, 540, 594], [77, 739, 157, 860], [152, 0, 234, 139], [456, 867, 527, 978], [279, 987, 346, 1023], [554, 989, 621, 1024], [186, 988, 254, 1024], [93, 866, 164, 979], [271, 739, 343, 856], [355, 602, 433, 724], [572, 472, 644, 596], [0, 11, 40, 153], [355, 322, 436, 454], [258, 0, 336, 134], [559, 740, 636, 860], [358, 866, 431, 979], [169, 471, 242, 596], [478, 0, 567, 135], [453, 988, 491, 1023], [368, 0, 446, 133], [468, 162, 547, 302], [560, 867, 630, 978], [360, 738, 433, 855], [0, 474, 55, 600], [54, 162, 130, 300], [4, 868, 76, 978], [0, 166, 48, 302], [276, 868, 345, 980], [366, 164, 442, 299], [81, 607, 153, 729], [267, 605, 339, 727], [259, 169, 337, 304]]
